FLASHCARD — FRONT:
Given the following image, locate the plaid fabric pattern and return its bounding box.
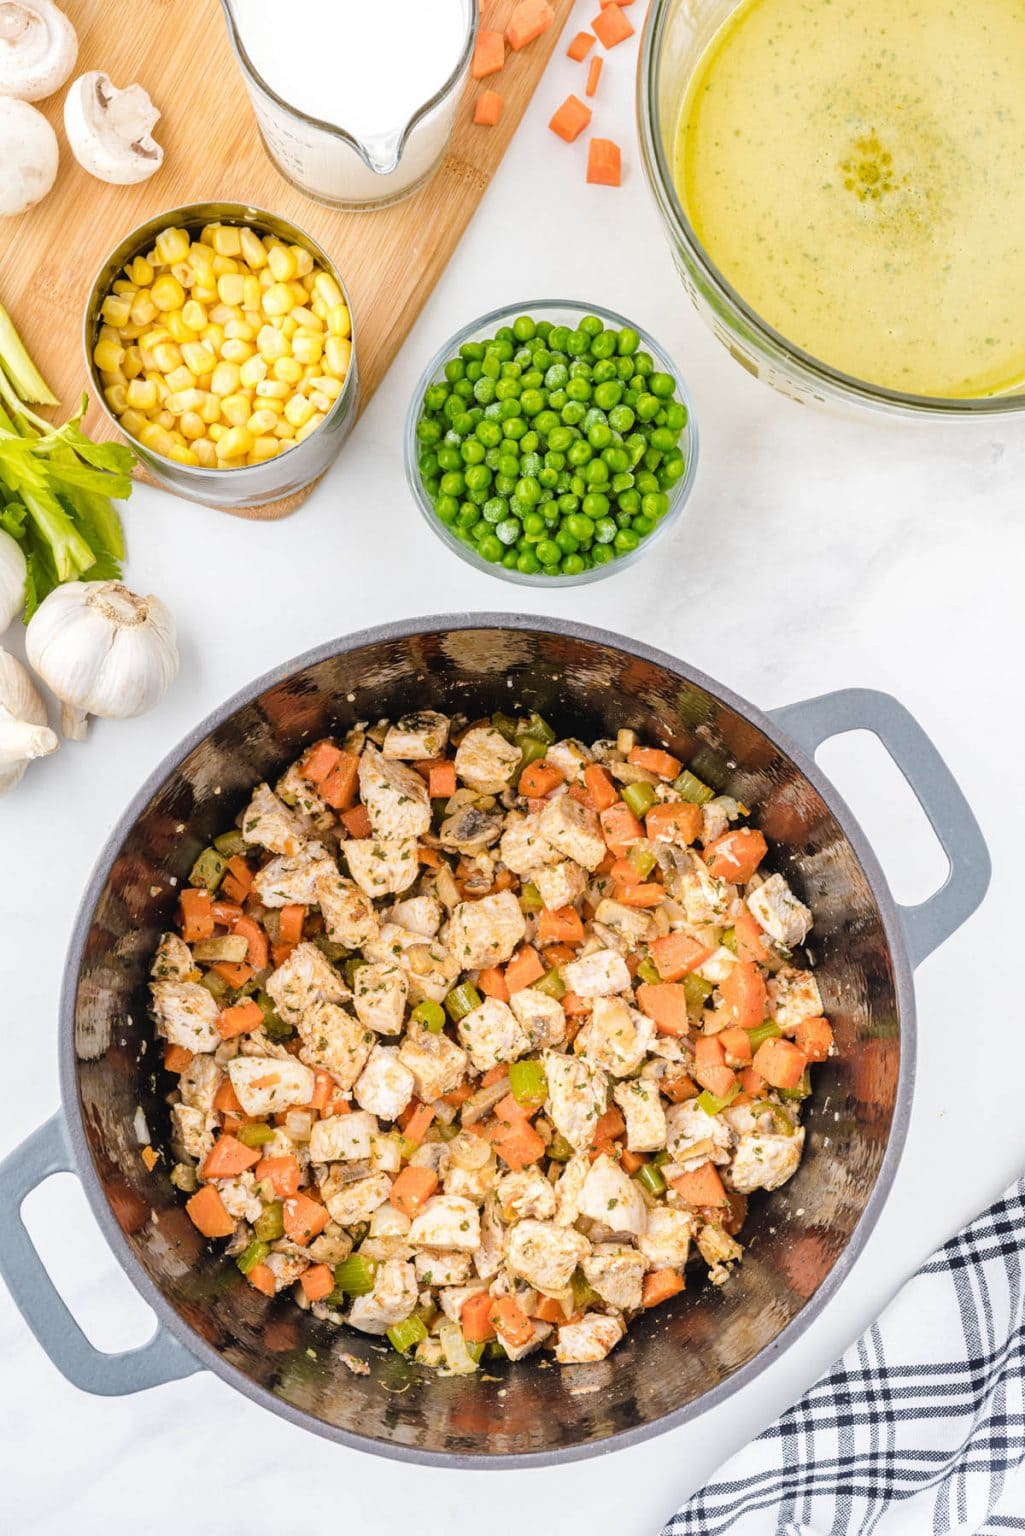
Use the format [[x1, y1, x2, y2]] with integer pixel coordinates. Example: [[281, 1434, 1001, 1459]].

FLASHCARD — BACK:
[[664, 1177, 1025, 1535]]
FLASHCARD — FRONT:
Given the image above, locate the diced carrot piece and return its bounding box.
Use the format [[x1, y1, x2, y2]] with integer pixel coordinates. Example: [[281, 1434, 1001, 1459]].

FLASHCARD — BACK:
[[213, 1077, 242, 1116], [609, 857, 641, 888], [636, 981, 690, 1036], [592, 3, 634, 47], [473, 89, 504, 127], [282, 1192, 329, 1245], [255, 1155, 301, 1198], [587, 137, 622, 186], [490, 1117, 546, 1170], [584, 763, 619, 811], [600, 0, 634, 5], [301, 740, 342, 784], [472, 27, 505, 77], [220, 873, 248, 904], [629, 747, 681, 780], [428, 760, 457, 799], [225, 855, 253, 896], [720, 961, 767, 1030], [612, 881, 665, 908], [585, 55, 603, 96], [650, 929, 714, 981], [216, 998, 265, 1041], [442, 1082, 475, 1109], [201, 1134, 260, 1179], [534, 1295, 566, 1325], [319, 750, 360, 810], [739, 1065, 768, 1097], [276, 903, 305, 947], [620, 1147, 646, 1175], [247, 1263, 277, 1297], [390, 1165, 439, 1217], [308, 1070, 334, 1113], [186, 1185, 235, 1238], [642, 1269, 686, 1308], [340, 803, 372, 839], [646, 802, 702, 845], [600, 802, 644, 854], [300, 1263, 334, 1301], [270, 943, 294, 969], [704, 828, 768, 884], [519, 759, 565, 796], [549, 93, 592, 143], [325, 1090, 351, 1118], [494, 1093, 531, 1125], [140, 1144, 158, 1172], [753, 1037, 808, 1090], [461, 1291, 496, 1342], [212, 899, 245, 927], [404, 1104, 436, 1147], [481, 1064, 509, 1087], [661, 1065, 699, 1103], [537, 906, 585, 946], [212, 960, 254, 989], [669, 1160, 729, 1207], [592, 1106, 626, 1148], [692, 1035, 737, 1099], [567, 783, 597, 811], [718, 1025, 753, 1067], [506, 0, 555, 50], [163, 1043, 193, 1074], [492, 1295, 534, 1349], [478, 966, 511, 1002], [567, 29, 595, 60], [230, 915, 268, 971], [505, 944, 545, 992], [734, 905, 769, 963], [180, 887, 214, 943], [795, 1016, 834, 1063], [562, 990, 591, 1017], [418, 845, 444, 869]]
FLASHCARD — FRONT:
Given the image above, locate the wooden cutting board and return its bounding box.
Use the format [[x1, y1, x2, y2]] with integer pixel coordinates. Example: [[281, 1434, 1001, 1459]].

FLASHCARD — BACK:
[[0, 0, 573, 519]]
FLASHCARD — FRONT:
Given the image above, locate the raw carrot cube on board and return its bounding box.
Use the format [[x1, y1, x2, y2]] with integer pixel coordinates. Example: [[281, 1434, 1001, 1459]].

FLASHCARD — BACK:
[[567, 30, 595, 60], [600, 0, 635, 5], [474, 90, 504, 126], [586, 56, 603, 96], [472, 28, 505, 77], [592, 4, 634, 47], [549, 93, 592, 142], [587, 137, 622, 185], [507, 0, 555, 50]]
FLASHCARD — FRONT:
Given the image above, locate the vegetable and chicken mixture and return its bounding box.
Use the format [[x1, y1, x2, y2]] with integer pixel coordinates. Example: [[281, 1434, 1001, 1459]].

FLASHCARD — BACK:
[[151, 709, 833, 1371]]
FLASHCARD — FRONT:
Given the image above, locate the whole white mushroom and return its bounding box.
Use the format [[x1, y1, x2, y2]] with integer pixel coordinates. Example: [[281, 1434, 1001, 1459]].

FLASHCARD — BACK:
[[0, 0, 76, 100], [0, 97, 58, 216], [64, 72, 163, 185]]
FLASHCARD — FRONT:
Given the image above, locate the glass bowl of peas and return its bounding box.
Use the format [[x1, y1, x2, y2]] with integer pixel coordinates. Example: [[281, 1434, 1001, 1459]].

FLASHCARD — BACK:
[[404, 299, 699, 584]]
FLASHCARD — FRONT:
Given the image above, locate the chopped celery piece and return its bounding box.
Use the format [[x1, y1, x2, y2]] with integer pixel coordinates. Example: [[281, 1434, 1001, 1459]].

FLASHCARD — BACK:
[[465, 1339, 486, 1364], [673, 769, 715, 805], [627, 843, 658, 878], [721, 927, 737, 954], [635, 1162, 667, 1196], [412, 999, 446, 1033], [334, 1253, 378, 1295], [695, 1084, 739, 1116], [571, 1268, 601, 1310], [683, 974, 713, 1016], [199, 970, 232, 1004], [0, 302, 58, 404], [257, 991, 293, 1040], [509, 1058, 548, 1108], [189, 846, 227, 892], [516, 736, 548, 778], [651, 1148, 672, 1167], [436, 1120, 459, 1142], [313, 935, 350, 964], [746, 1020, 782, 1051], [532, 967, 566, 1000], [344, 956, 368, 988], [445, 982, 482, 1023], [237, 1122, 275, 1148], [213, 829, 247, 858], [491, 711, 519, 742], [780, 1070, 812, 1102], [547, 1133, 574, 1162], [622, 781, 657, 819], [236, 1238, 271, 1275], [398, 1135, 417, 1162], [253, 1201, 284, 1242], [516, 711, 556, 746], [519, 881, 544, 912], [637, 956, 662, 986], [484, 1338, 508, 1360], [169, 1161, 197, 1193], [387, 1315, 429, 1354], [751, 1100, 796, 1135]]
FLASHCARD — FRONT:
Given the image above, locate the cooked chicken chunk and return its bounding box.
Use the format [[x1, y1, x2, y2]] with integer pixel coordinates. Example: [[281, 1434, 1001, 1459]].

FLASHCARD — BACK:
[[447, 889, 526, 970], [507, 1219, 591, 1292], [382, 711, 450, 761], [665, 1101, 732, 1169], [457, 996, 531, 1073], [151, 932, 194, 981], [151, 980, 219, 1052], [553, 1152, 591, 1226], [322, 1171, 393, 1227], [347, 1257, 418, 1334], [578, 996, 655, 1077], [295, 1000, 373, 1090], [454, 726, 521, 792], [554, 1313, 624, 1364], [358, 744, 431, 840], [582, 1244, 647, 1311], [509, 987, 566, 1049], [696, 1222, 743, 1280], [353, 1045, 415, 1120], [253, 845, 335, 908], [545, 739, 591, 784], [266, 942, 348, 1025], [389, 894, 442, 938], [543, 1050, 606, 1150], [498, 810, 559, 877], [408, 1195, 481, 1251], [178, 1053, 221, 1113], [276, 760, 331, 824], [768, 967, 824, 1030], [345, 838, 419, 899], [352, 962, 408, 1036], [497, 1168, 557, 1221], [578, 1154, 648, 1238], [562, 948, 631, 998], [228, 1054, 315, 1116], [729, 1127, 806, 1193], [315, 869, 379, 949], [747, 873, 812, 948], [539, 794, 606, 871], [502, 1320, 553, 1362], [241, 782, 307, 857], [171, 1103, 214, 1162], [638, 1205, 696, 1269], [365, 923, 460, 1005], [613, 1077, 667, 1152], [398, 1025, 468, 1102], [414, 1250, 473, 1287], [215, 1173, 262, 1222], [309, 1110, 376, 1163], [536, 859, 587, 912], [676, 850, 732, 923]]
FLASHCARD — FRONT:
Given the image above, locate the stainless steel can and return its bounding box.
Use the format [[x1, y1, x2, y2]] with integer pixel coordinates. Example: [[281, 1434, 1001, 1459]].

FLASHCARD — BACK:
[[84, 201, 359, 510]]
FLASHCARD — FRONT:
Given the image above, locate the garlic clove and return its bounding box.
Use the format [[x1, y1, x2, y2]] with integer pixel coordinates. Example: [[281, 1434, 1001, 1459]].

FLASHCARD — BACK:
[[0, 645, 58, 795], [0, 525, 26, 632]]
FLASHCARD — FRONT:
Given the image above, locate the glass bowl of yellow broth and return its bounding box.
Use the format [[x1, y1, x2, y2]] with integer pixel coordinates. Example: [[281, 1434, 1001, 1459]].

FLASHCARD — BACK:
[[639, 0, 1025, 416]]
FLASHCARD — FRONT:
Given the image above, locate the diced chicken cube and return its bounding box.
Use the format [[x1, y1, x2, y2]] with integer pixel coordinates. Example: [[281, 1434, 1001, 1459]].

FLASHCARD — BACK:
[[215, 1172, 262, 1222], [545, 739, 591, 784], [309, 1110, 376, 1163], [539, 794, 606, 872], [498, 811, 559, 877], [613, 1077, 667, 1152], [695, 946, 737, 984], [578, 996, 655, 1078], [295, 1000, 373, 1090], [227, 1054, 315, 1116], [578, 1154, 648, 1238], [747, 873, 812, 948], [150, 932, 194, 981], [553, 1152, 591, 1226], [348, 1256, 418, 1335], [365, 924, 461, 1005], [509, 987, 566, 1049], [241, 782, 307, 857], [398, 1025, 468, 1103], [700, 797, 740, 845], [503, 1320, 553, 1362], [408, 1195, 481, 1251], [768, 967, 824, 1031], [536, 859, 587, 912], [437, 1284, 490, 1325], [171, 1103, 214, 1162], [266, 941, 348, 1025], [357, 744, 431, 840], [178, 1053, 221, 1113], [454, 726, 521, 792], [543, 1051, 606, 1151], [345, 838, 419, 899], [497, 1168, 558, 1221], [457, 996, 531, 1074], [594, 898, 656, 948], [369, 1131, 402, 1174], [352, 962, 408, 1036], [321, 1171, 393, 1227], [507, 1219, 591, 1292], [562, 948, 631, 998], [696, 1222, 743, 1278], [276, 760, 331, 823], [582, 1244, 647, 1312], [729, 1127, 805, 1193], [368, 1206, 411, 1241], [151, 980, 220, 1052], [389, 893, 442, 937], [442, 1155, 498, 1203], [382, 711, 450, 761], [554, 1313, 625, 1364], [353, 1045, 415, 1121], [414, 1250, 473, 1287], [665, 1101, 732, 1168], [264, 1250, 311, 1293], [253, 845, 336, 908], [676, 850, 732, 923], [445, 892, 523, 973], [638, 1206, 696, 1269], [315, 869, 379, 949], [473, 1195, 506, 1279]]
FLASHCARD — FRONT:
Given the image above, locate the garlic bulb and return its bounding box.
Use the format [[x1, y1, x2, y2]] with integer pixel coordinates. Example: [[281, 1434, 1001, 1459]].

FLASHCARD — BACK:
[[26, 579, 178, 739], [0, 526, 26, 631], [0, 645, 58, 795]]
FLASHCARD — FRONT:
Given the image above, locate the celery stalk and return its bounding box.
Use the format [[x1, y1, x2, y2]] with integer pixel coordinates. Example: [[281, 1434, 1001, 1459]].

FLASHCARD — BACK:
[[0, 303, 58, 406]]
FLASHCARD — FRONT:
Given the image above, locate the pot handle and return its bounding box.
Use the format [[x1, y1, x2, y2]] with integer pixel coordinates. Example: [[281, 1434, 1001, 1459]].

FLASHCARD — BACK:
[[0, 1113, 200, 1395], [769, 688, 990, 968]]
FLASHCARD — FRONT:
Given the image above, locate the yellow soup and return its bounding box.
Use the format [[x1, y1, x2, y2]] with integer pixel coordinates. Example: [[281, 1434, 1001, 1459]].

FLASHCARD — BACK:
[[674, 0, 1025, 397]]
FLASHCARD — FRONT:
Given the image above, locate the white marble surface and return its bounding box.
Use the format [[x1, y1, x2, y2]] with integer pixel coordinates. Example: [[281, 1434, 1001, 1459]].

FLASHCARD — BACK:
[[2, 2, 1024, 1530]]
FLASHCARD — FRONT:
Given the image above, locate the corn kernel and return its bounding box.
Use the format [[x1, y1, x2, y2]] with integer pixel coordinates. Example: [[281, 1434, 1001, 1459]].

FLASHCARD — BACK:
[[210, 303, 244, 328], [193, 438, 217, 467], [327, 303, 352, 339], [279, 316, 298, 340], [180, 410, 205, 440], [154, 226, 190, 265], [208, 421, 226, 442], [221, 393, 251, 428], [200, 393, 222, 424], [262, 283, 294, 316], [166, 442, 200, 466], [201, 323, 226, 354], [190, 239, 216, 270], [119, 408, 146, 436], [248, 436, 281, 462], [258, 267, 274, 290], [211, 225, 241, 257], [272, 356, 303, 385], [324, 336, 351, 379], [199, 225, 218, 248], [210, 361, 240, 396], [126, 378, 158, 410], [255, 378, 290, 399], [217, 426, 252, 459], [212, 254, 240, 278], [284, 393, 314, 428], [151, 274, 186, 312], [192, 283, 218, 305], [104, 383, 129, 414], [274, 419, 296, 439], [293, 332, 323, 366], [153, 342, 183, 373], [313, 272, 343, 309], [302, 272, 317, 294], [102, 294, 133, 327], [291, 245, 313, 277], [181, 299, 207, 332], [295, 411, 326, 443], [224, 318, 255, 342], [290, 306, 323, 331], [308, 373, 342, 401], [166, 312, 193, 344], [130, 292, 158, 327], [242, 275, 262, 311], [217, 273, 246, 307], [171, 261, 193, 286], [138, 422, 176, 456], [122, 347, 143, 380], [308, 389, 332, 413], [239, 355, 268, 389], [111, 279, 136, 297], [181, 341, 217, 376], [156, 408, 175, 430], [93, 338, 125, 372], [246, 408, 279, 435], [257, 325, 289, 362], [128, 255, 154, 287], [221, 338, 255, 364], [239, 228, 268, 268], [99, 367, 126, 389], [166, 387, 205, 415], [163, 364, 195, 394], [254, 394, 284, 415], [267, 244, 298, 283]]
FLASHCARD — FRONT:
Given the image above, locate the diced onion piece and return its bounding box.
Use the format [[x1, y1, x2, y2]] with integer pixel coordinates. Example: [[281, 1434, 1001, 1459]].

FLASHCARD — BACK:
[[438, 1320, 478, 1375]]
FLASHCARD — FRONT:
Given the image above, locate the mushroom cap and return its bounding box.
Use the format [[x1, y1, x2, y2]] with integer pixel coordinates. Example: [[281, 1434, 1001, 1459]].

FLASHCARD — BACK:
[[0, 0, 77, 101], [0, 97, 58, 216], [63, 70, 163, 185]]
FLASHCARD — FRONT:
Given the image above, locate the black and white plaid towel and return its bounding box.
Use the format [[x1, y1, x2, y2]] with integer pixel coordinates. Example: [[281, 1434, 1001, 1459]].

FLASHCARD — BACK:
[[664, 1176, 1025, 1534]]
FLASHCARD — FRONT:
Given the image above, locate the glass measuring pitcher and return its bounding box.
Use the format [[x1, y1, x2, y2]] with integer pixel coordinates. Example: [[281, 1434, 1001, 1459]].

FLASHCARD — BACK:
[[221, 0, 478, 210]]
